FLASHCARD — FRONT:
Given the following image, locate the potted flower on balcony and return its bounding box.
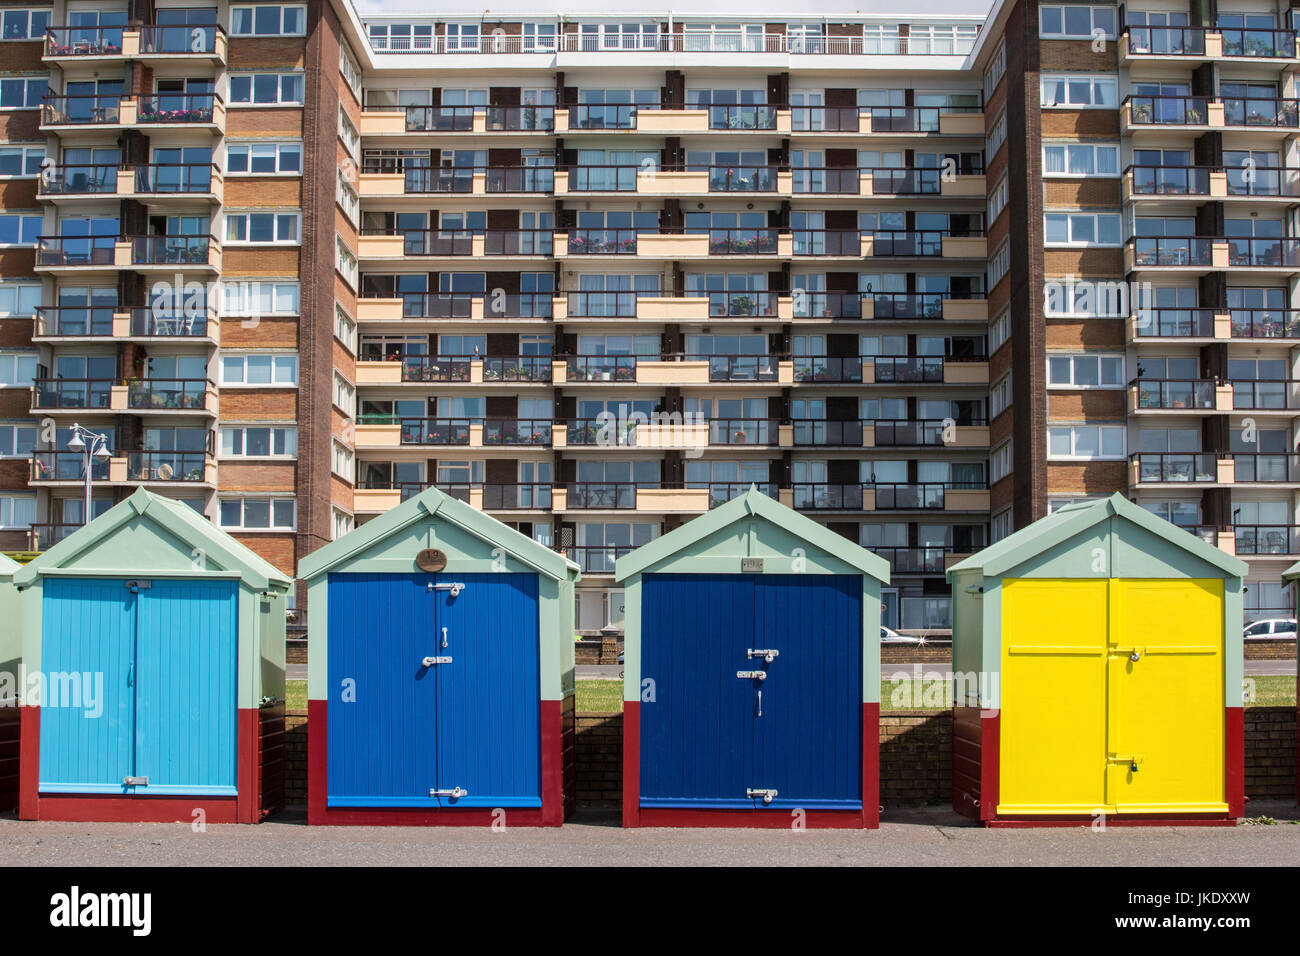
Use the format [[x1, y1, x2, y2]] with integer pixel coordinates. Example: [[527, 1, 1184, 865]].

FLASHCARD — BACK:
[[730, 294, 756, 316], [1131, 101, 1154, 124]]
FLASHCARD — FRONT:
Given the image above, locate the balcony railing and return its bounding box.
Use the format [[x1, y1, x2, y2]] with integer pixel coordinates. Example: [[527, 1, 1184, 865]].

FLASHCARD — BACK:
[[704, 105, 778, 130], [871, 546, 952, 574], [481, 356, 552, 382], [864, 105, 979, 133], [128, 307, 210, 337], [873, 482, 949, 509], [564, 419, 639, 446], [867, 167, 948, 195], [126, 450, 208, 481], [561, 545, 637, 575], [137, 92, 219, 123], [1230, 379, 1298, 410], [133, 163, 215, 193], [699, 482, 778, 507], [138, 23, 223, 54], [390, 292, 552, 319], [40, 163, 117, 194], [487, 106, 555, 131], [1133, 378, 1218, 409], [482, 229, 553, 255], [1130, 452, 1219, 482], [127, 234, 213, 265], [870, 230, 950, 257], [35, 305, 117, 337], [567, 166, 639, 191], [383, 229, 473, 256], [27, 523, 80, 551], [127, 378, 208, 410], [395, 355, 472, 382], [872, 419, 952, 445], [484, 166, 554, 193], [1129, 236, 1217, 266], [398, 418, 473, 445], [44, 26, 124, 56], [1221, 96, 1300, 128], [792, 483, 865, 509], [795, 291, 868, 319], [398, 166, 477, 193], [566, 482, 638, 509], [791, 167, 860, 194], [1232, 453, 1300, 482], [567, 229, 637, 255], [1129, 164, 1213, 195], [872, 356, 946, 382], [1224, 166, 1299, 197], [790, 420, 863, 445], [1226, 236, 1300, 267], [366, 32, 977, 56], [706, 165, 778, 192], [1234, 524, 1300, 555], [1124, 25, 1209, 55], [36, 235, 117, 266], [695, 291, 782, 317], [482, 483, 553, 508], [404, 105, 477, 131], [707, 228, 779, 254], [31, 450, 111, 481], [791, 230, 860, 256], [793, 356, 863, 383], [701, 355, 781, 381], [790, 106, 861, 131], [482, 419, 552, 445], [870, 292, 950, 319], [1220, 27, 1297, 58], [41, 94, 124, 125], [709, 419, 777, 444], [1230, 309, 1300, 338], [1133, 308, 1217, 337], [32, 377, 114, 408], [565, 355, 638, 382], [1126, 95, 1211, 125], [569, 104, 639, 129]]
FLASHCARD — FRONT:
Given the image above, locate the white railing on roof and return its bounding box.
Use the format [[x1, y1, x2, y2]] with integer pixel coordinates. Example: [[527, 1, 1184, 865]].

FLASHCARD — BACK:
[[366, 32, 978, 56]]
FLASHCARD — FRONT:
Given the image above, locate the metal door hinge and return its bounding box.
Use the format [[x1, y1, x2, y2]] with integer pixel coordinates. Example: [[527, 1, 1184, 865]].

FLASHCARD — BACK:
[[736, 670, 767, 680], [429, 787, 467, 799], [123, 776, 149, 787], [747, 648, 779, 663], [421, 656, 453, 667], [747, 788, 778, 805]]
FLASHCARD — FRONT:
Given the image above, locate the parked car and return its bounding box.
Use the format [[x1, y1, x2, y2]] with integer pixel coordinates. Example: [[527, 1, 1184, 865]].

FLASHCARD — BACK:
[[1243, 618, 1297, 640], [881, 625, 926, 645]]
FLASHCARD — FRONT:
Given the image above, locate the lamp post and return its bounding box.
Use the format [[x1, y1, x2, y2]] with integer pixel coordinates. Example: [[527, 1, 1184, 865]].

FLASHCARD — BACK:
[[65, 423, 111, 527]]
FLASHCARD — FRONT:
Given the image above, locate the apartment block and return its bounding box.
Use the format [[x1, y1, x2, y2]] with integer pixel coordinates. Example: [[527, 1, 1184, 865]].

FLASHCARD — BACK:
[[1, 0, 1297, 631]]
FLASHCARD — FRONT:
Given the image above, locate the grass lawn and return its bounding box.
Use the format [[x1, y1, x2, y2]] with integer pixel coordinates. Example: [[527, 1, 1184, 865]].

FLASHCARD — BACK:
[[286, 679, 307, 711], [1246, 674, 1296, 707], [576, 679, 623, 712]]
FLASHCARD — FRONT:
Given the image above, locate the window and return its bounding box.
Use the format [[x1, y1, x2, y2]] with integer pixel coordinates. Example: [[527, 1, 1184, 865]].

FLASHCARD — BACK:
[[578, 22, 659, 51], [0, 76, 47, 108], [338, 106, 359, 157], [228, 72, 305, 106], [226, 141, 301, 175], [987, 174, 1008, 224], [988, 239, 1011, 288], [221, 353, 299, 386], [2, 9, 49, 40], [0, 494, 35, 529], [334, 305, 357, 353], [1044, 277, 1128, 317], [990, 440, 1013, 482], [1047, 424, 1127, 459], [332, 507, 354, 540], [986, 109, 1007, 158], [221, 281, 299, 316], [1044, 212, 1122, 246], [522, 22, 558, 52], [0, 422, 35, 457], [336, 234, 357, 287], [1039, 5, 1117, 39], [332, 440, 354, 481], [1048, 495, 1107, 512], [1043, 142, 1120, 177], [0, 350, 37, 386], [0, 146, 43, 178], [220, 425, 297, 458], [907, 24, 979, 55], [983, 39, 1006, 100], [991, 508, 1012, 543], [990, 373, 1013, 418], [339, 42, 361, 96], [1047, 353, 1125, 388], [443, 22, 480, 52], [225, 211, 300, 244], [0, 214, 41, 246], [0, 283, 39, 316], [333, 372, 354, 414], [336, 170, 358, 225], [989, 308, 1011, 353], [231, 5, 305, 36], [219, 496, 296, 531], [1041, 74, 1118, 108]]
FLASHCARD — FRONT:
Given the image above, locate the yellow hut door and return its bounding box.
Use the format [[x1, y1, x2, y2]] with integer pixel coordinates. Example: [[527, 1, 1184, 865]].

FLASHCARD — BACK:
[[999, 579, 1109, 815], [1106, 579, 1227, 813]]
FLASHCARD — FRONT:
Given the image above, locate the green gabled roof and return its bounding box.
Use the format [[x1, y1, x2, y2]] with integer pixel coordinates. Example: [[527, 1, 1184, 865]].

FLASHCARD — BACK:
[[1281, 558, 1300, 581], [0, 552, 18, 578], [946, 492, 1247, 581], [297, 485, 580, 582], [614, 486, 890, 582], [13, 487, 293, 591]]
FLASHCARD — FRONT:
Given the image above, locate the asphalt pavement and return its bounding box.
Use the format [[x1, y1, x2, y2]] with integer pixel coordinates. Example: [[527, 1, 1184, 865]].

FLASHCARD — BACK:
[[3, 804, 1298, 866]]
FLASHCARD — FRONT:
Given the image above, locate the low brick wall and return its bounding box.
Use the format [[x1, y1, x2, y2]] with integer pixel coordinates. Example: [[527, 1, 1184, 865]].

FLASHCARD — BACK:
[[1245, 638, 1296, 661], [276, 706, 1297, 811], [575, 637, 622, 665], [881, 643, 952, 667]]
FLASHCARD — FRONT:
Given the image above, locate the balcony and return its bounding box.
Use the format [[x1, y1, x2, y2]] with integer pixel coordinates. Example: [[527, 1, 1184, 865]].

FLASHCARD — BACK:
[[482, 419, 553, 446], [1234, 525, 1300, 557], [35, 235, 118, 271], [358, 293, 553, 321], [1129, 378, 1229, 412], [125, 450, 214, 483], [1226, 237, 1300, 270], [126, 163, 222, 202], [708, 419, 778, 446], [873, 482, 990, 511], [563, 356, 638, 383], [44, 24, 226, 64], [792, 167, 862, 195], [555, 483, 711, 515], [27, 523, 82, 551], [31, 378, 115, 411], [562, 228, 638, 256], [1232, 453, 1300, 483], [790, 420, 863, 446], [1222, 96, 1300, 130], [560, 291, 787, 321], [1129, 308, 1224, 341], [136, 92, 223, 128], [870, 546, 951, 575], [126, 378, 216, 414], [1126, 236, 1228, 272], [1230, 309, 1300, 339], [1229, 379, 1300, 411], [791, 231, 863, 257], [33, 305, 215, 342], [397, 418, 473, 446], [125, 235, 221, 272], [701, 355, 785, 383], [554, 165, 787, 197], [482, 356, 553, 383], [864, 419, 990, 448], [861, 106, 984, 135], [1123, 95, 1220, 131], [862, 167, 986, 198], [1121, 25, 1216, 60], [1129, 452, 1232, 486], [871, 231, 987, 259], [789, 106, 863, 132], [792, 483, 870, 510], [30, 451, 114, 483]]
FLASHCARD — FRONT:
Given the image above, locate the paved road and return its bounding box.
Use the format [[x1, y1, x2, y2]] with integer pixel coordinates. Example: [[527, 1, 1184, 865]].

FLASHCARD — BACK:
[[3, 805, 1298, 866]]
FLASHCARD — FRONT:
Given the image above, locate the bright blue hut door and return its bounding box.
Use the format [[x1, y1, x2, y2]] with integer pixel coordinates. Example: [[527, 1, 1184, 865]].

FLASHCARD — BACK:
[[639, 573, 862, 810], [39, 578, 239, 795], [326, 572, 541, 808]]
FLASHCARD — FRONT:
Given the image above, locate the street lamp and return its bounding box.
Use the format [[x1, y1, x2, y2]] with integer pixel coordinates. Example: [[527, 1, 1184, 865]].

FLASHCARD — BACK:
[[66, 423, 111, 527]]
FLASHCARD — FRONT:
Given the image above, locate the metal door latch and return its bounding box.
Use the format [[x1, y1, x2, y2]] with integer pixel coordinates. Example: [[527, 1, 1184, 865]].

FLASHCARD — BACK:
[[427, 582, 465, 597], [429, 787, 467, 799], [421, 656, 453, 667], [747, 648, 780, 663], [1108, 754, 1143, 773], [1112, 645, 1144, 662], [123, 776, 148, 787], [441, 627, 448, 649], [747, 788, 778, 805], [736, 670, 767, 680]]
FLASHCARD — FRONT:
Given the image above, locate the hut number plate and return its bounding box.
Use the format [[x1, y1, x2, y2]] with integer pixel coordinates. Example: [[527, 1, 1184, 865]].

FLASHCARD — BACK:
[[736, 670, 768, 680], [741, 558, 764, 572]]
